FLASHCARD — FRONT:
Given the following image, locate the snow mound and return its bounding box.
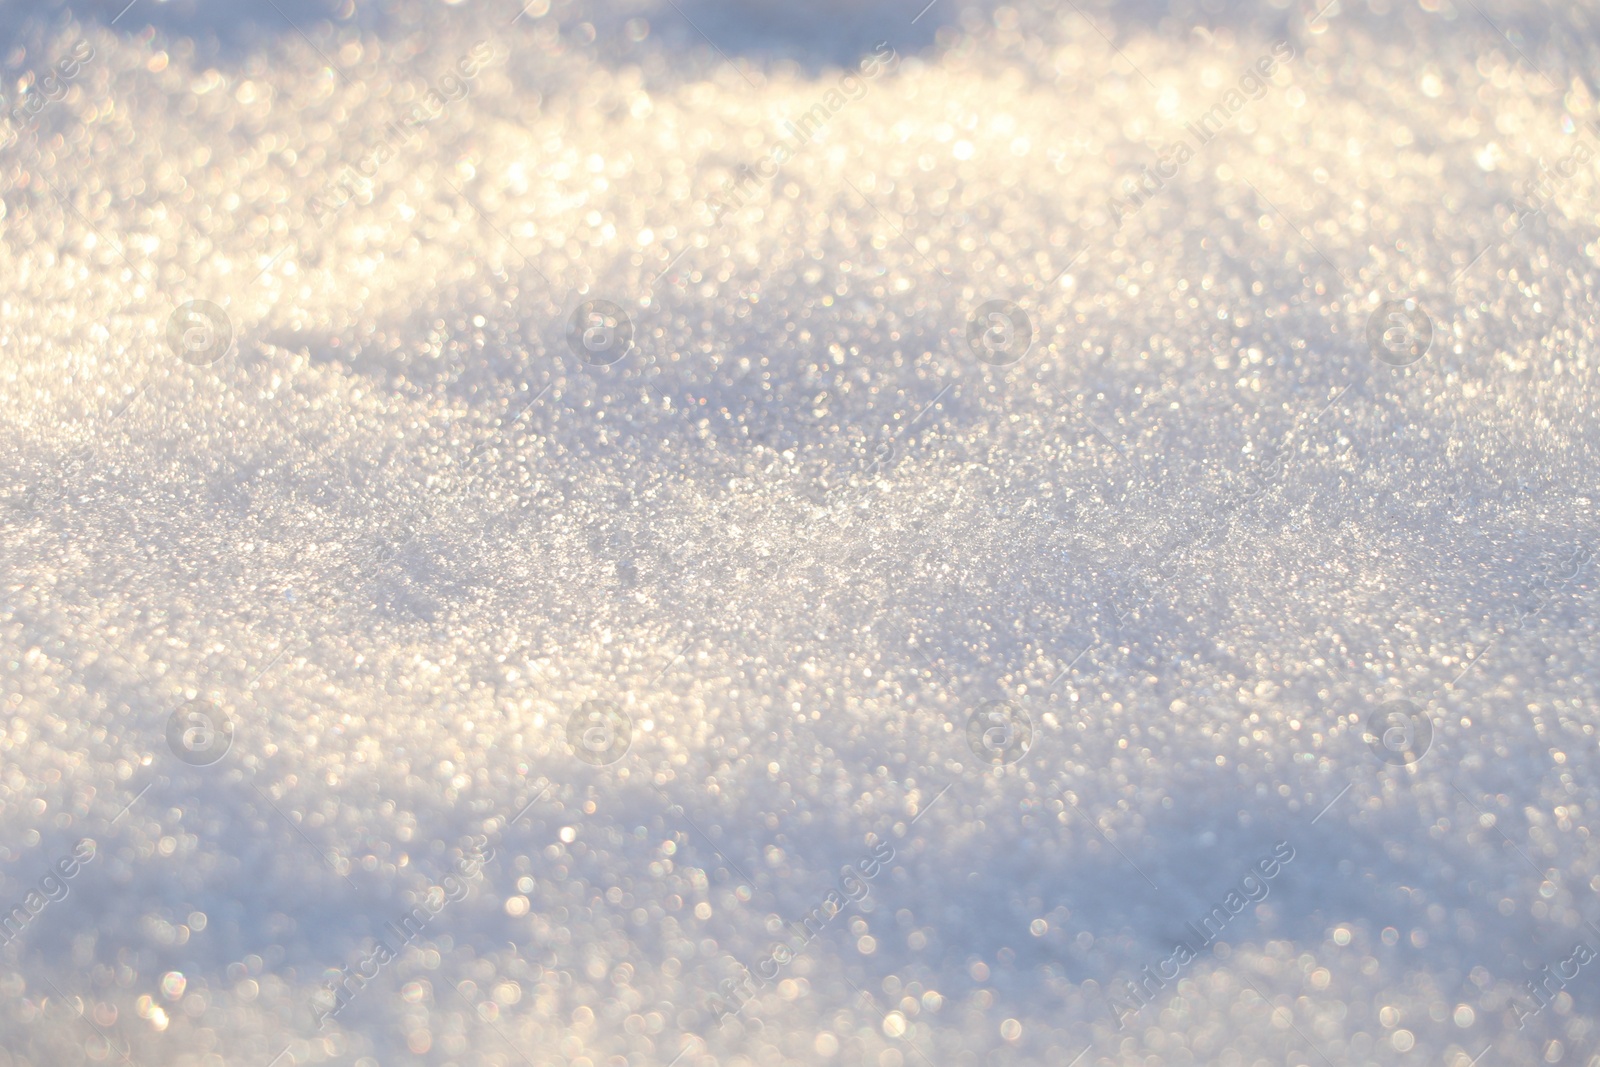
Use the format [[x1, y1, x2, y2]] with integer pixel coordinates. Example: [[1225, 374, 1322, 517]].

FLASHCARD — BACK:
[[1, 0, 1598, 1064]]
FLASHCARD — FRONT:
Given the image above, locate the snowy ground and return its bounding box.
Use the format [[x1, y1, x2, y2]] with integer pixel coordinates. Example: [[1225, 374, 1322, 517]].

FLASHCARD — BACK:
[[1, 0, 1599, 1064]]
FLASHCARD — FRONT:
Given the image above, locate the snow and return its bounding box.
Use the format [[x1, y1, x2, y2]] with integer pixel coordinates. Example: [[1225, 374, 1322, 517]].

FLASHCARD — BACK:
[[1, 0, 1598, 1064]]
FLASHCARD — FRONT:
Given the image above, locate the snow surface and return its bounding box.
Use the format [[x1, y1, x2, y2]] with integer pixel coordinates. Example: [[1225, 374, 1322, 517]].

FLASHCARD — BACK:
[[2, 0, 1600, 1064]]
